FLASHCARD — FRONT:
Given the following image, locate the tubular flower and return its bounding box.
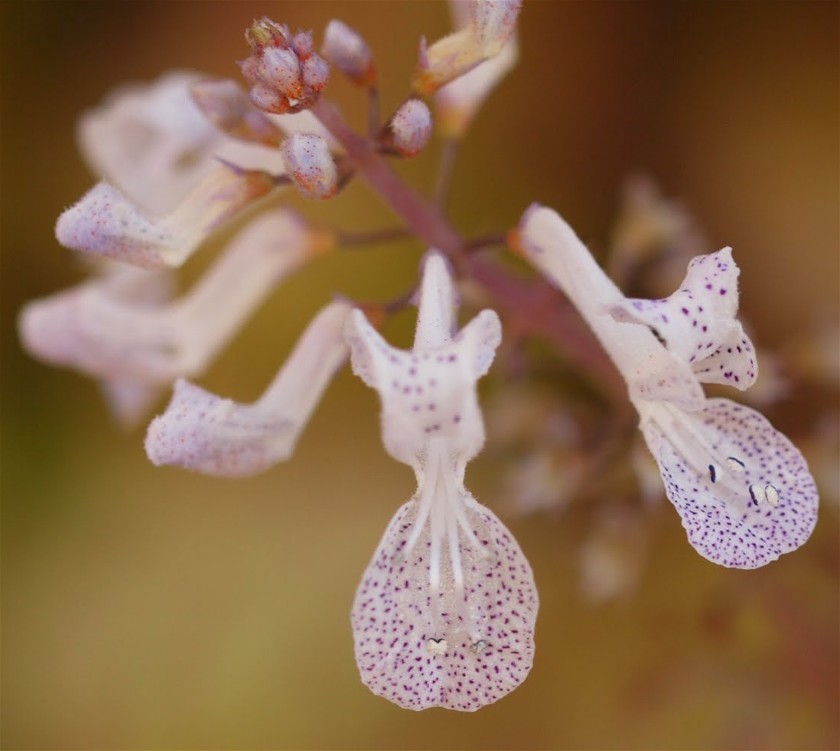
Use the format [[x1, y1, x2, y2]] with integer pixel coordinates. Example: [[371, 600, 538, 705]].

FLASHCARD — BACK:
[[412, 0, 521, 96], [145, 301, 350, 477], [434, 0, 519, 138], [21, 210, 324, 401], [345, 252, 538, 711], [517, 205, 818, 569]]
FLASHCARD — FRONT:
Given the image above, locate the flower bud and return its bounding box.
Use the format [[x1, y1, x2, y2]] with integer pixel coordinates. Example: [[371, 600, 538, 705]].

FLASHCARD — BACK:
[[281, 133, 338, 199], [259, 46, 303, 99], [321, 20, 375, 86], [382, 99, 432, 157], [241, 18, 330, 114], [301, 54, 330, 93]]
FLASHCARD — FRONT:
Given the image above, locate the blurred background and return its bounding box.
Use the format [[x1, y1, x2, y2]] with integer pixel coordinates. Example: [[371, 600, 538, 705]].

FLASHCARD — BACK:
[[1, 1, 837, 748]]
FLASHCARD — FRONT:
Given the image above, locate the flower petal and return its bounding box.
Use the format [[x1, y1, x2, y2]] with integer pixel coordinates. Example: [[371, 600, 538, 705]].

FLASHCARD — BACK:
[[352, 495, 537, 711], [518, 204, 706, 410], [56, 165, 275, 268], [145, 301, 350, 476], [79, 71, 286, 215], [609, 248, 742, 364], [25, 209, 315, 382], [346, 309, 493, 467], [639, 398, 818, 568], [691, 320, 758, 390], [434, 38, 517, 138], [413, 251, 458, 350]]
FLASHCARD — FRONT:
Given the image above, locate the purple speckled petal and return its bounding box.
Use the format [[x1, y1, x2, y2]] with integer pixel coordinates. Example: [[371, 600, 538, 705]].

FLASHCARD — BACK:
[[352, 494, 538, 711], [345, 307, 498, 468], [146, 302, 349, 477], [691, 321, 757, 390], [610, 248, 740, 365], [640, 398, 818, 568]]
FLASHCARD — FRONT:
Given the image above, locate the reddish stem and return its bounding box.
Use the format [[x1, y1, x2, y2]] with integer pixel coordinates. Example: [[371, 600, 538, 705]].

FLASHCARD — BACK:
[[311, 97, 629, 409]]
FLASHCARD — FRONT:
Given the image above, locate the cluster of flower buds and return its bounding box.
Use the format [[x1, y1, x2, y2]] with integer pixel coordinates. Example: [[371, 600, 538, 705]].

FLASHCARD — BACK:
[[241, 18, 330, 114]]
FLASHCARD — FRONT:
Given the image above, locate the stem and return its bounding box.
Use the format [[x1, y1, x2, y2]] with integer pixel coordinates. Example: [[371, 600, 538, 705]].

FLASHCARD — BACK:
[[367, 85, 380, 139], [310, 97, 628, 408], [433, 138, 459, 209], [337, 226, 411, 248]]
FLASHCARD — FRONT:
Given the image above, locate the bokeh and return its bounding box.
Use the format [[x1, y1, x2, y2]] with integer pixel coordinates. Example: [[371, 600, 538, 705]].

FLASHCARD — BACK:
[[1, 1, 837, 749]]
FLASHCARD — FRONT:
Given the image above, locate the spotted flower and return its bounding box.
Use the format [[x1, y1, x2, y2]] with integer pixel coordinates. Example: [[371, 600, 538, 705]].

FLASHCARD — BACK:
[[145, 300, 350, 477], [345, 252, 538, 711], [517, 205, 818, 569]]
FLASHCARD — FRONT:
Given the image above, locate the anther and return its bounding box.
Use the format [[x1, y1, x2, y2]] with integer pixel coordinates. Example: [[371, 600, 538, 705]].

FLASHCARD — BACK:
[[765, 484, 780, 507], [708, 463, 718, 483], [725, 456, 745, 472], [426, 638, 448, 655], [470, 639, 488, 654], [749, 483, 766, 505]]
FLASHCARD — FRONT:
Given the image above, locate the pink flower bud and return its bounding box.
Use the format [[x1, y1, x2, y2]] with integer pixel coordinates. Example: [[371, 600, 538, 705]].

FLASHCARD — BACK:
[[259, 46, 303, 99], [292, 30, 314, 58], [281, 133, 338, 199], [301, 54, 330, 93], [385, 99, 432, 157], [321, 20, 375, 86], [241, 18, 330, 114]]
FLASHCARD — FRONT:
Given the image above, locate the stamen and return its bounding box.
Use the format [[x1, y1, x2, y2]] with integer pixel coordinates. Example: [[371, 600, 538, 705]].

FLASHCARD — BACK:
[[749, 483, 766, 505], [426, 638, 448, 655], [765, 484, 780, 507], [708, 463, 718, 483], [725, 456, 745, 472]]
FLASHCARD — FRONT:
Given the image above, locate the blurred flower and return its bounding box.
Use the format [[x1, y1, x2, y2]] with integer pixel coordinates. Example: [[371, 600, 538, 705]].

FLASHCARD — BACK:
[[21, 210, 328, 423], [412, 0, 521, 96], [518, 205, 819, 569], [345, 252, 537, 711], [434, 0, 519, 138], [579, 504, 648, 603], [321, 20, 375, 87]]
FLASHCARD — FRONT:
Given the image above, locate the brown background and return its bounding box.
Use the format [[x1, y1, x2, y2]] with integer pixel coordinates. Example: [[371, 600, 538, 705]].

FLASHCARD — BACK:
[[1, 1, 838, 748]]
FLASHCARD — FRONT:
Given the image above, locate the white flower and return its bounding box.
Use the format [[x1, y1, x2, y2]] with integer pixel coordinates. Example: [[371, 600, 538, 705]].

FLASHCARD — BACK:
[[345, 252, 538, 711], [145, 301, 350, 477], [434, 0, 519, 137], [518, 205, 818, 569], [412, 0, 522, 96], [77, 71, 286, 216], [20, 210, 322, 418], [56, 72, 330, 268]]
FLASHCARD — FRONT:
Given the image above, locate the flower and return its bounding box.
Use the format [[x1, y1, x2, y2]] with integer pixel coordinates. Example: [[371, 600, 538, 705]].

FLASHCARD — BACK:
[[75, 70, 286, 216], [53, 71, 341, 269], [412, 0, 521, 96], [345, 252, 538, 711], [434, 0, 519, 138], [20, 210, 327, 423], [145, 301, 350, 477], [517, 205, 818, 569]]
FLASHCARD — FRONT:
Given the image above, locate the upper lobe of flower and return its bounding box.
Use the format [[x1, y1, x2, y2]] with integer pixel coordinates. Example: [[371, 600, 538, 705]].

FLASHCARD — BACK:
[[609, 247, 758, 391], [345, 253, 501, 469]]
